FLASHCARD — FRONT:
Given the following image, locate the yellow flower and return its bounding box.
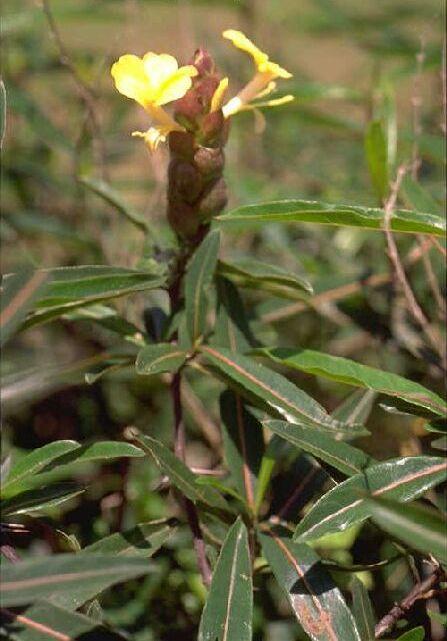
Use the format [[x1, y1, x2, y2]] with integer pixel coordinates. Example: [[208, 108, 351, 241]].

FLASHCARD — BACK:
[[111, 52, 197, 150], [222, 30, 291, 79], [111, 53, 197, 109], [221, 29, 293, 118]]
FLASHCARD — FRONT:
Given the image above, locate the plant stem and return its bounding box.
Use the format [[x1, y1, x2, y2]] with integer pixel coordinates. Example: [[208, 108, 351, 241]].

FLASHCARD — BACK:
[[168, 265, 212, 588], [375, 564, 445, 638]]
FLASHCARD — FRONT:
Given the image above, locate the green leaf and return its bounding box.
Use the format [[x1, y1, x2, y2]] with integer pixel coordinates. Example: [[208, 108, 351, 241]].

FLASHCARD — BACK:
[[218, 258, 313, 298], [431, 435, 447, 451], [213, 277, 255, 352], [83, 520, 175, 557], [4, 210, 96, 249], [80, 176, 149, 233], [85, 357, 134, 384], [364, 120, 388, 201], [0, 554, 153, 607], [220, 390, 265, 512], [350, 577, 375, 641], [259, 529, 361, 641], [427, 610, 447, 626], [401, 174, 443, 216], [39, 441, 144, 473], [1, 271, 48, 346], [49, 521, 176, 611], [126, 429, 228, 510], [135, 343, 187, 375], [264, 419, 375, 476], [215, 199, 446, 236], [198, 518, 252, 641], [295, 456, 447, 542], [396, 627, 425, 641], [185, 230, 220, 344], [270, 452, 330, 523], [366, 498, 447, 563], [254, 435, 286, 516], [289, 80, 365, 102], [8, 85, 72, 152], [200, 346, 348, 432], [64, 304, 143, 339], [331, 389, 376, 426], [0, 79, 5, 148], [21, 266, 166, 329], [2, 600, 128, 640], [257, 348, 447, 418], [1, 441, 80, 493], [1, 482, 84, 516]]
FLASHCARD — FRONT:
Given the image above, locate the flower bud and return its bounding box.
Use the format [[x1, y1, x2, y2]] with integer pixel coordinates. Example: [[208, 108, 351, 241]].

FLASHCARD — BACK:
[[194, 147, 225, 177]]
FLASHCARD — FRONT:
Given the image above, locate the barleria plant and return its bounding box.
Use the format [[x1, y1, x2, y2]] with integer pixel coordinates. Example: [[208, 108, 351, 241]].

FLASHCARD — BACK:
[[1, 6, 446, 641]]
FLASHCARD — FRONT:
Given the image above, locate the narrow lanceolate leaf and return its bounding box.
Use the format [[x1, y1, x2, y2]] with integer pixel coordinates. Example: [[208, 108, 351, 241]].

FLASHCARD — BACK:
[[366, 498, 447, 563], [331, 389, 376, 426], [84, 520, 175, 557], [200, 346, 354, 433], [220, 390, 265, 511], [258, 348, 447, 418], [0, 554, 153, 607], [126, 430, 228, 510], [0, 270, 48, 345], [364, 120, 388, 201], [199, 518, 252, 641], [38, 441, 144, 474], [2, 600, 129, 641], [136, 343, 187, 376], [396, 627, 425, 641], [350, 577, 375, 641], [51, 521, 176, 610], [80, 176, 149, 232], [264, 420, 375, 477], [402, 174, 443, 215], [185, 230, 220, 344], [213, 277, 255, 352], [20, 266, 166, 329], [259, 529, 361, 641], [218, 258, 313, 298], [295, 456, 447, 542], [270, 455, 331, 523], [215, 199, 446, 236], [0, 79, 5, 147], [1, 441, 79, 493], [1, 483, 84, 516]]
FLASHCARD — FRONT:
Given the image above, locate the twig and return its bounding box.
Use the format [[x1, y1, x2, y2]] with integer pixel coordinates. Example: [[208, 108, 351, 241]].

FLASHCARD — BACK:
[[375, 565, 445, 638], [383, 165, 444, 361], [182, 378, 221, 450], [430, 237, 447, 258], [39, 0, 107, 179]]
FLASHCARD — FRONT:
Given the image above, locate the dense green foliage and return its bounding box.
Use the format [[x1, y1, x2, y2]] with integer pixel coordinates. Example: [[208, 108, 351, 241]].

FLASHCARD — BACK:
[[1, 1, 446, 640]]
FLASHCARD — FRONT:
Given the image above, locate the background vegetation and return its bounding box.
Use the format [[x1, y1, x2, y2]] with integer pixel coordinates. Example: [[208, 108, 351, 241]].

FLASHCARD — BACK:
[[1, 1, 446, 640]]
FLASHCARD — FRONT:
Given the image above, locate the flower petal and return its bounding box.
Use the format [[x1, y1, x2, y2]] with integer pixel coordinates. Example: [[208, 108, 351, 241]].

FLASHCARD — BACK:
[[111, 54, 151, 107], [155, 65, 198, 106], [142, 53, 179, 91], [259, 61, 292, 79], [222, 29, 268, 66], [210, 77, 229, 112]]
